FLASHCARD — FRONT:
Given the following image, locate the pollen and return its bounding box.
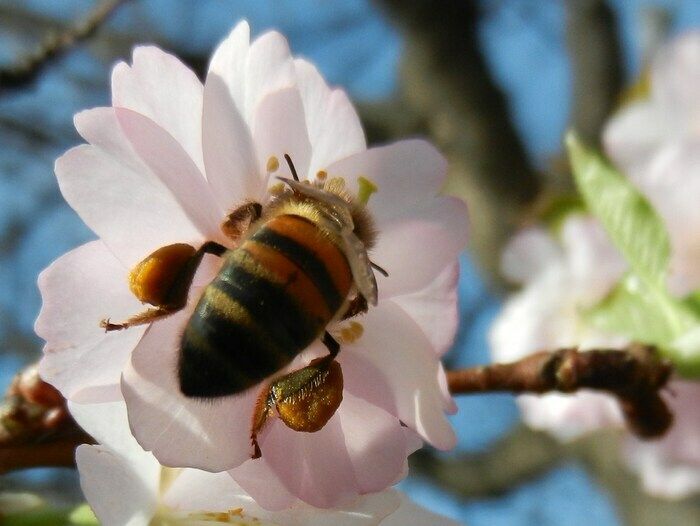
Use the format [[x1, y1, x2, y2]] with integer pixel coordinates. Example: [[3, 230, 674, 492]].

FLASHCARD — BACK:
[[266, 155, 280, 173], [275, 358, 343, 433], [335, 321, 364, 343], [128, 243, 196, 306], [316, 169, 328, 181]]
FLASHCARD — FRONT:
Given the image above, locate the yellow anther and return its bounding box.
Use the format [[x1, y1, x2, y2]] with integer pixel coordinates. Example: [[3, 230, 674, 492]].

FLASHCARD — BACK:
[[268, 181, 285, 197], [357, 176, 378, 206], [316, 170, 328, 181], [266, 156, 280, 173]]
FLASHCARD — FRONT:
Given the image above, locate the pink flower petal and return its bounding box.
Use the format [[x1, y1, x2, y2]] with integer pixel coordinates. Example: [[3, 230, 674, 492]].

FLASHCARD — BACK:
[[328, 140, 448, 224], [76, 444, 160, 526], [113, 107, 224, 241], [390, 261, 460, 356], [500, 227, 562, 284], [371, 196, 468, 298], [249, 416, 358, 508], [163, 470, 248, 513], [202, 73, 262, 212], [294, 59, 366, 176], [112, 46, 205, 173], [36, 241, 144, 402], [252, 87, 312, 183], [121, 308, 258, 472], [341, 302, 456, 450], [208, 21, 251, 117], [382, 492, 461, 526], [244, 30, 296, 121], [58, 108, 209, 267]]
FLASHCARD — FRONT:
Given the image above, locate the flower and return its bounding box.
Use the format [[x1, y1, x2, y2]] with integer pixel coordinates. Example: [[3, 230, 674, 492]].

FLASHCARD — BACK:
[[604, 31, 700, 297], [71, 400, 460, 526], [491, 214, 700, 497], [36, 21, 467, 508]]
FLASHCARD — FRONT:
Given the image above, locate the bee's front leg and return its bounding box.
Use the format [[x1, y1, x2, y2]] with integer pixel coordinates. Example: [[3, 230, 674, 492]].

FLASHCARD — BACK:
[[100, 240, 227, 332], [221, 201, 262, 242]]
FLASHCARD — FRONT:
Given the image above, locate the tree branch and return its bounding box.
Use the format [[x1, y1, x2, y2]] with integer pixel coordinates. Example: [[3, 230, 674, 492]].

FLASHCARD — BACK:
[[0, 0, 131, 90], [0, 365, 92, 474], [565, 0, 624, 149], [374, 1, 541, 282], [447, 343, 673, 438]]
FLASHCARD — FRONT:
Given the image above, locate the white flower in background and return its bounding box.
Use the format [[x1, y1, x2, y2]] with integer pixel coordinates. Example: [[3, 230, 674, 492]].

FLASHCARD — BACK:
[[605, 31, 700, 297], [491, 214, 700, 497], [35, 21, 467, 508], [71, 401, 461, 526]]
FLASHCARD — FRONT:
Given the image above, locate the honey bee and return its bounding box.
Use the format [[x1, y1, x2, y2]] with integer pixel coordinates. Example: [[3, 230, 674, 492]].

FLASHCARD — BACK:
[[102, 155, 385, 401]]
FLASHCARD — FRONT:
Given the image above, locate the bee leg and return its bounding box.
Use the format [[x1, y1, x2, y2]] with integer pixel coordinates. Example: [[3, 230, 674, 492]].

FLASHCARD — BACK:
[[322, 331, 340, 359], [340, 294, 368, 320], [221, 201, 262, 242], [100, 241, 227, 332]]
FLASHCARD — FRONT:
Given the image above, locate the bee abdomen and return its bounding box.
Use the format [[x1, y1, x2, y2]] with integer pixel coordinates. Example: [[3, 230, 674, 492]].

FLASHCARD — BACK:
[[178, 214, 353, 398]]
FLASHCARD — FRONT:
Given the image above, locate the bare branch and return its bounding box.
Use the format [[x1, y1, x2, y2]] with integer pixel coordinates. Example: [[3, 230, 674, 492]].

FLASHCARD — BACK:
[[565, 0, 624, 148], [0, 365, 92, 474], [447, 343, 673, 439], [374, 1, 541, 282], [0, 0, 132, 90]]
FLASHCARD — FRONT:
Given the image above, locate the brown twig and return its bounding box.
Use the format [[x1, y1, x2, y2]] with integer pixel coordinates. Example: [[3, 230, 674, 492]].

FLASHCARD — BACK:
[[374, 1, 541, 282], [0, 0, 131, 90], [447, 343, 673, 438], [0, 365, 92, 474]]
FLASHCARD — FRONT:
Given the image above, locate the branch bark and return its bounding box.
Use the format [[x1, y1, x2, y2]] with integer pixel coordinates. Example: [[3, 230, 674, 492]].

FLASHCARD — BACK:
[[374, 1, 541, 282], [0, 0, 131, 90], [447, 343, 673, 438]]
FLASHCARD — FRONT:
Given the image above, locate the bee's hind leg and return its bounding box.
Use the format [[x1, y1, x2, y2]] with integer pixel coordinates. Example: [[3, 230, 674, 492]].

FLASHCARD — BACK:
[[100, 240, 227, 332]]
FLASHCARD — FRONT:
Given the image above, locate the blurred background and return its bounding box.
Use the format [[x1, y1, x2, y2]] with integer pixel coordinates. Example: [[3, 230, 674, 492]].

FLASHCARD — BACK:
[[1, 1, 699, 524]]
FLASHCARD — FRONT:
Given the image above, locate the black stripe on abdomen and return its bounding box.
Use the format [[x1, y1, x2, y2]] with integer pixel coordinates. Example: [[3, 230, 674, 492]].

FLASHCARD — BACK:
[[251, 227, 343, 314]]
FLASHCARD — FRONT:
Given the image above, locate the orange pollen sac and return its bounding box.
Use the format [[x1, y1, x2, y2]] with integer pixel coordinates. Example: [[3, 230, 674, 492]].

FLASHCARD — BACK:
[[275, 359, 344, 433], [128, 243, 196, 306]]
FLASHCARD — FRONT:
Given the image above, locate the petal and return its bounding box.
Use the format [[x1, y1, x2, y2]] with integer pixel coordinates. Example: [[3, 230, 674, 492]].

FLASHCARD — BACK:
[[69, 400, 149, 461], [389, 261, 460, 356], [342, 302, 456, 450], [249, 416, 358, 508], [207, 21, 251, 117], [36, 241, 145, 402], [121, 307, 258, 472], [252, 87, 312, 183], [652, 32, 700, 121], [76, 444, 160, 526], [60, 108, 208, 266], [336, 392, 409, 494], [371, 196, 468, 298], [114, 107, 224, 241], [517, 392, 623, 441], [500, 226, 562, 284], [202, 73, 262, 212], [327, 140, 449, 224], [235, 396, 409, 510], [111, 46, 205, 173], [244, 30, 296, 122], [294, 59, 366, 176], [163, 470, 250, 512]]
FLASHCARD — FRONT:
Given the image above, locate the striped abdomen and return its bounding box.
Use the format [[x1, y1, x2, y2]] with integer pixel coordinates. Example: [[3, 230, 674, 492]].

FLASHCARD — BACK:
[[178, 214, 352, 398]]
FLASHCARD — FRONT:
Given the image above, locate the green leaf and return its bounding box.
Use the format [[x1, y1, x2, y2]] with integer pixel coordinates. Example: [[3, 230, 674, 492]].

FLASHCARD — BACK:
[[566, 132, 670, 289], [68, 504, 99, 526], [587, 274, 696, 344]]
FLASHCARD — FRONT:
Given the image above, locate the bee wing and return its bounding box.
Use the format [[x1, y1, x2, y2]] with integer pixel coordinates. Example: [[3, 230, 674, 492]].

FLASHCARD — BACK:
[[340, 228, 378, 306]]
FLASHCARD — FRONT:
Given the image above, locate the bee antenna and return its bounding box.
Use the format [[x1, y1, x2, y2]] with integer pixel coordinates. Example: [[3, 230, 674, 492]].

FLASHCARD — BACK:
[[370, 261, 389, 277], [284, 154, 300, 182]]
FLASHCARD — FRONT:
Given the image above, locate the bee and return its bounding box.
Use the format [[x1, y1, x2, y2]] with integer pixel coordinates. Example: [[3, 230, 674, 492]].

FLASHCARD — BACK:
[[102, 155, 385, 401]]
